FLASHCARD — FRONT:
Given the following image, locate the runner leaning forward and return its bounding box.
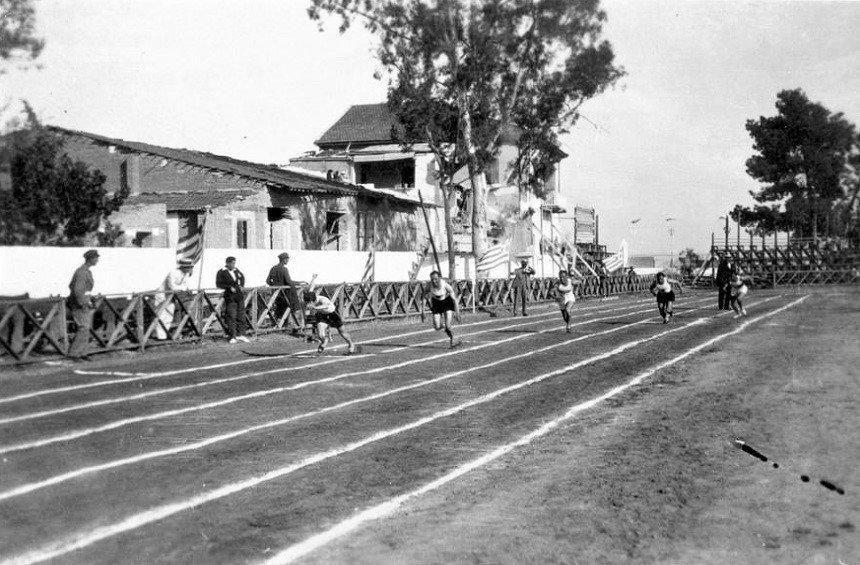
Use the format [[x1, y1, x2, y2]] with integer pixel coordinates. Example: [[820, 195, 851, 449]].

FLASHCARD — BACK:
[[303, 291, 356, 356], [427, 270, 460, 348]]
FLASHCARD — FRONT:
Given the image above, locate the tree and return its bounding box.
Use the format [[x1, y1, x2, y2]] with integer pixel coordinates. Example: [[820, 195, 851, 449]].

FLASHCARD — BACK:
[[0, 121, 127, 245], [1, 0, 44, 74], [677, 247, 702, 278], [308, 0, 622, 265], [733, 89, 858, 238]]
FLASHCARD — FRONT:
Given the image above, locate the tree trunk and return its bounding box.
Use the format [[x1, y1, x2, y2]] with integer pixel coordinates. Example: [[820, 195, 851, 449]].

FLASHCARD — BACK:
[[457, 94, 488, 268], [442, 184, 457, 280]]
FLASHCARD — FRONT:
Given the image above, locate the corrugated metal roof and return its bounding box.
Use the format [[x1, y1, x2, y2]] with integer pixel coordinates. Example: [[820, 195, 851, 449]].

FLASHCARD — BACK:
[[49, 126, 357, 196], [124, 190, 256, 211], [48, 126, 429, 207]]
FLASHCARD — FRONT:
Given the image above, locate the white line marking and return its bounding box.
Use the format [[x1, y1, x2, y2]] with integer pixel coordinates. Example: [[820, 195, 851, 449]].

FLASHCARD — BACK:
[[0, 299, 716, 501], [3, 301, 624, 402], [263, 295, 808, 564], [0, 300, 686, 452], [0, 298, 789, 565], [0, 302, 656, 423]]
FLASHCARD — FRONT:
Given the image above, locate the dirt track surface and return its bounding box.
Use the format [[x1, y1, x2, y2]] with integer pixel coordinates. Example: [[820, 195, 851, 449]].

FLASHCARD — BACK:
[[0, 288, 856, 564]]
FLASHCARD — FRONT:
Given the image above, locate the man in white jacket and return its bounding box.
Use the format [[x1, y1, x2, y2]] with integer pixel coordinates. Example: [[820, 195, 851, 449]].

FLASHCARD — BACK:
[[154, 260, 194, 340]]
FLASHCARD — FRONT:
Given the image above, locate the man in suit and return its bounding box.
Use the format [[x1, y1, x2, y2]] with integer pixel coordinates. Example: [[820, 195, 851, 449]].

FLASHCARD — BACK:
[[67, 249, 100, 360], [266, 252, 302, 325], [511, 259, 536, 316], [216, 256, 249, 343]]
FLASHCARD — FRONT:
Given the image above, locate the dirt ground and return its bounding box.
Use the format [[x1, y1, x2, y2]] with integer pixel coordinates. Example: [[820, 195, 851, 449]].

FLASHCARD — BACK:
[[0, 288, 856, 564], [310, 288, 859, 565]]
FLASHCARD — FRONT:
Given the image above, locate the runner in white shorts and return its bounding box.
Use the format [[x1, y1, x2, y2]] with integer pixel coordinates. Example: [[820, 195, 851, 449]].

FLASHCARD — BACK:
[[555, 269, 577, 333]]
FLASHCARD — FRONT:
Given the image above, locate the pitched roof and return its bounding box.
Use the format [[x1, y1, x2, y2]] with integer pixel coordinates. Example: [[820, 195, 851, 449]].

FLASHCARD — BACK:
[[124, 190, 257, 211], [47, 126, 430, 207], [315, 103, 402, 147], [49, 126, 357, 197]]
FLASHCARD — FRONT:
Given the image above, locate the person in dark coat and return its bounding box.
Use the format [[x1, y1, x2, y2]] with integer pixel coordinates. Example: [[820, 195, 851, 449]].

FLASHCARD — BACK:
[[216, 256, 249, 343], [510, 259, 536, 316], [66, 249, 99, 360], [266, 252, 301, 325], [714, 257, 735, 310]]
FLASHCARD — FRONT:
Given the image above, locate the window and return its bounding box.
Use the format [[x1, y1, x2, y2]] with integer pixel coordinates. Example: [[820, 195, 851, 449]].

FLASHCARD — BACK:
[[356, 212, 374, 251], [325, 211, 344, 250], [236, 220, 249, 249]]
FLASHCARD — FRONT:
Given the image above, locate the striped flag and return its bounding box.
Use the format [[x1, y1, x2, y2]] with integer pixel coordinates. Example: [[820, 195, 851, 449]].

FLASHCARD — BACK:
[[176, 212, 207, 265], [602, 240, 628, 273], [361, 249, 375, 284], [408, 245, 428, 281], [477, 239, 510, 272]]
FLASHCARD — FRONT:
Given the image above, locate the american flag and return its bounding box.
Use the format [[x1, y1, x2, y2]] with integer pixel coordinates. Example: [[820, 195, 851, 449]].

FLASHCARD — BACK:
[[361, 249, 375, 284], [176, 212, 207, 265], [476, 239, 510, 272], [602, 240, 628, 273]]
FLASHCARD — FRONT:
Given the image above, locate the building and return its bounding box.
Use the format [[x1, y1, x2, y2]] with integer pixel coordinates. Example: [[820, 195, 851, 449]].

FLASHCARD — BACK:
[[49, 126, 435, 252], [289, 103, 571, 266]]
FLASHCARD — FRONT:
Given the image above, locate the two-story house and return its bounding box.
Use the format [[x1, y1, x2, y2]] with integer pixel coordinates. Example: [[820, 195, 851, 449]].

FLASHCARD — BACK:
[[289, 103, 571, 274]]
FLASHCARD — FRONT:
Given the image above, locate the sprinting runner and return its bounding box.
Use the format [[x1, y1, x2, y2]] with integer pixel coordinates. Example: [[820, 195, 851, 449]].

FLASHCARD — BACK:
[[555, 269, 577, 332], [303, 291, 356, 355], [728, 273, 749, 318], [649, 272, 677, 324], [427, 270, 460, 348]]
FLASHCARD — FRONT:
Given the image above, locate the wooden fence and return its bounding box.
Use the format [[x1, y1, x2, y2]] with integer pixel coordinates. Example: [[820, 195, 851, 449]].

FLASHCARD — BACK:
[[0, 274, 657, 364]]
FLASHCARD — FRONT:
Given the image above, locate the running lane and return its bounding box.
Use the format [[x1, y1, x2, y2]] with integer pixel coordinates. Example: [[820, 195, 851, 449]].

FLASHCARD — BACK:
[[0, 291, 787, 564]]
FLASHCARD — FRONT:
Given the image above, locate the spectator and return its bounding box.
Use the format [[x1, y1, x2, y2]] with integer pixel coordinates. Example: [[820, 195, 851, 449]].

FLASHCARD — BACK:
[[154, 260, 194, 340], [266, 252, 302, 326], [715, 257, 734, 310], [216, 256, 249, 343], [511, 259, 536, 316], [66, 249, 99, 360]]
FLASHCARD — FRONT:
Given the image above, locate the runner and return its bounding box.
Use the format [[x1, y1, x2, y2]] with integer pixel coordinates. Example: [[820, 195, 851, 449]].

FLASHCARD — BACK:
[[728, 273, 749, 318], [427, 270, 460, 348], [303, 291, 356, 355], [649, 271, 677, 324], [555, 269, 577, 332]]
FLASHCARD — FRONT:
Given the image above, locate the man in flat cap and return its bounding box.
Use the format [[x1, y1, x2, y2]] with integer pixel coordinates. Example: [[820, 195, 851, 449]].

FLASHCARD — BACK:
[[216, 256, 249, 343], [266, 252, 302, 326], [66, 249, 100, 360]]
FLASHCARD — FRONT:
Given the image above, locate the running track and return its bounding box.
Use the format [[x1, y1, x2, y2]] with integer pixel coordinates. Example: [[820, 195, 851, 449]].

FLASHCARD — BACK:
[[0, 289, 807, 564]]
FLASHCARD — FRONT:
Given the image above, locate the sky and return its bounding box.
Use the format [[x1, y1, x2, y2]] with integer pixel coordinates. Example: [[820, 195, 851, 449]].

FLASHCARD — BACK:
[[3, 0, 859, 256]]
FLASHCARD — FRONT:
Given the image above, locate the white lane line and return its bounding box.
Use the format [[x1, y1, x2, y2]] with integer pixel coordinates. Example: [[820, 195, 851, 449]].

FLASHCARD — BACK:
[[1, 300, 629, 402], [0, 298, 777, 565], [0, 302, 654, 424], [68, 301, 593, 377], [263, 295, 808, 565], [0, 299, 685, 452], [0, 298, 716, 501]]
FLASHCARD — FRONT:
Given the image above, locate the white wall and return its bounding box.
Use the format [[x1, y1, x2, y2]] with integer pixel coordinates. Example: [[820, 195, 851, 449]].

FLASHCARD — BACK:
[[0, 247, 176, 297], [0, 246, 564, 299]]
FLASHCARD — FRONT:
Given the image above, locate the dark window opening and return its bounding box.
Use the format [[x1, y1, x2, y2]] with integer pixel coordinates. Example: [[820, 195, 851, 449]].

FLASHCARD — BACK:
[[356, 211, 374, 251], [325, 211, 344, 250], [236, 220, 249, 249]]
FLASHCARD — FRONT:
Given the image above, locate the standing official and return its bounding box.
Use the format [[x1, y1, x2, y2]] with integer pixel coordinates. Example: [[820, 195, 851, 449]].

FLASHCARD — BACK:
[[216, 256, 249, 343], [266, 252, 302, 325], [66, 249, 99, 360], [511, 259, 536, 316]]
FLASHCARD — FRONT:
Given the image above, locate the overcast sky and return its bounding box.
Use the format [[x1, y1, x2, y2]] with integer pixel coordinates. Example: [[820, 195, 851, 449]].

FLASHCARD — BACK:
[[4, 0, 858, 255]]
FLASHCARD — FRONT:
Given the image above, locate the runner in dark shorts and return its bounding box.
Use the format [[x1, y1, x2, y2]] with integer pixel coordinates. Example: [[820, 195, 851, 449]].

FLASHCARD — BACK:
[[427, 270, 460, 348], [304, 291, 356, 355], [649, 272, 677, 324]]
